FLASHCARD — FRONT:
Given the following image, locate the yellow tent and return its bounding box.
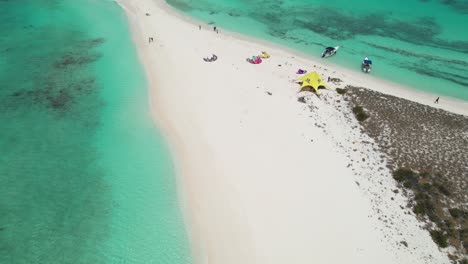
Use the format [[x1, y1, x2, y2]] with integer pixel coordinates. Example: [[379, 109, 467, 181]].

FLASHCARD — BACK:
[[295, 71, 327, 94]]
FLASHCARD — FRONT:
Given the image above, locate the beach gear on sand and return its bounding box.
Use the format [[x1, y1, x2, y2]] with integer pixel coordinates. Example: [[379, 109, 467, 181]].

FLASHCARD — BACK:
[[246, 56, 262, 64], [296, 69, 307, 74], [203, 54, 218, 62], [260, 51, 270, 59], [294, 71, 327, 94]]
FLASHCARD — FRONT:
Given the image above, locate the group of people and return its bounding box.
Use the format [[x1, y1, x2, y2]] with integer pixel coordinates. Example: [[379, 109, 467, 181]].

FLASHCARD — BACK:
[[199, 25, 219, 34]]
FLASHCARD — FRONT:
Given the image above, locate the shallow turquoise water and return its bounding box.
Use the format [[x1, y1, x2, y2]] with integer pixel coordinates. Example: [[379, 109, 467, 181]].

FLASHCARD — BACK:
[[0, 0, 191, 263], [167, 0, 468, 101]]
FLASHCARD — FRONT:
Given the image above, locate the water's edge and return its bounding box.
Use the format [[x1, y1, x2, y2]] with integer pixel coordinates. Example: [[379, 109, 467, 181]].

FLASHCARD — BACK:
[[0, 0, 191, 262], [166, 0, 468, 101]]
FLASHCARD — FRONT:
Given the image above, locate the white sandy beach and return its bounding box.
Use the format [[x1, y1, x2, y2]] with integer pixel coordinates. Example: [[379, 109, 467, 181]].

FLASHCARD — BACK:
[[117, 0, 463, 263]]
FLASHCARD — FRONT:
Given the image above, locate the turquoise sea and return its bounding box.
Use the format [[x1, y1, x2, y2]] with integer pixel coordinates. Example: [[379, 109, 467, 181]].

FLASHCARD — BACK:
[[0, 0, 191, 263], [167, 0, 468, 101]]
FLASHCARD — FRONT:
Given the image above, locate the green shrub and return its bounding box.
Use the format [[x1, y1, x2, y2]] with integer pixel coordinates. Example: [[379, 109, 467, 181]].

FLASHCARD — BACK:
[[427, 213, 440, 225], [393, 168, 415, 180], [421, 183, 432, 191], [415, 192, 430, 201], [352, 106, 369, 121], [336, 88, 347, 94], [414, 202, 428, 215], [419, 171, 430, 177], [449, 208, 465, 219], [430, 230, 448, 248], [433, 183, 451, 196], [393, 168, 418, 188], [413, 199, 435, 216]]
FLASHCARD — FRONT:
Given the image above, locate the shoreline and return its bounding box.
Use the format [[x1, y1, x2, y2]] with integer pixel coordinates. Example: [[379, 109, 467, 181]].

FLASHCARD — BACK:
[[115, 1, 205, 260], [161, 1, 468, 108], [116, 0, 458, 263], [151, 0, 468, 116]]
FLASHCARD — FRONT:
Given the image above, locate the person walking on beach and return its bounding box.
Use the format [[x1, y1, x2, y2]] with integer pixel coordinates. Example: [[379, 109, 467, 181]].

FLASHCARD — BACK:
[[213, 26, 217, 32], [434, 97, 440, 104], [199, 25, 201, 30]]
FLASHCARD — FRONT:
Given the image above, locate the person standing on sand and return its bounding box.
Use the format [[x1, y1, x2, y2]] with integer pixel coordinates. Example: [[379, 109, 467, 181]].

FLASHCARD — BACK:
[[199, 25, 201, 30], [214, 26, 217, 32], [434, 97, 440, 104]]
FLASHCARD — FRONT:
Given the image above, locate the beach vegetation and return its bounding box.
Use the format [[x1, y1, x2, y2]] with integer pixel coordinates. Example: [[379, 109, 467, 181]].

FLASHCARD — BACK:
[[352, 106, 369, 121], [433, 182, 451, 196], [335, 88, 347, 94], [430, 230, 448, 248], [449, 208, 465, 219], [392, 168, 468, 254], [413, 200, 434, 216], [413, 202, 427, 215], [393, 168, 417, 185]]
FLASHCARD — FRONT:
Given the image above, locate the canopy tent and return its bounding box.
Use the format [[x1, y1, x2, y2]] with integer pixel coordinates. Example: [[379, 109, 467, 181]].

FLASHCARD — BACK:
[[295, 71, 327, 94]]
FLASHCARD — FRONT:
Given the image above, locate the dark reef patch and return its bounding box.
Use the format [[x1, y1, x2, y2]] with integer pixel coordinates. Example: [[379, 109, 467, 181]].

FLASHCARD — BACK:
[[362, 42, 468, 67], [439, 0, 468, 14], [0, 2, 110, 262], [401, 64, 468, 87]]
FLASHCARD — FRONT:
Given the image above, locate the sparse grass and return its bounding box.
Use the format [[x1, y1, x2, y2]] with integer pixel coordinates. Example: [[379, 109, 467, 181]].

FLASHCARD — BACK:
[[430, 230, 448, 248], [336, 88, 347, 94], [433, 182, 451, 196], [346, 86, 468, 262], [392, 168, 466, 254], [352, 106, 369, 121]]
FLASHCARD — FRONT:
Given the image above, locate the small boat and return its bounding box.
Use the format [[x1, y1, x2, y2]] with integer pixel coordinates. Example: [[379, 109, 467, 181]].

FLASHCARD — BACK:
[[321, 46, 340, 58], [362, 57, 372, 73]]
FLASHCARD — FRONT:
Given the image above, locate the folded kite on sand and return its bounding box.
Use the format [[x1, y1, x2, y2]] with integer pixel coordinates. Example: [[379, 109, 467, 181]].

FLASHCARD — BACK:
[[203, 54, 218, 62], [260, 51, 270, 59], [247, 56, 262, 64]]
